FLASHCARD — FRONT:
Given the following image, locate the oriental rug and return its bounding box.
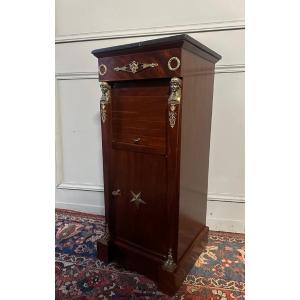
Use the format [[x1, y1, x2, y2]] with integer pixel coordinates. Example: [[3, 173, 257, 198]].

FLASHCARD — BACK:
[[55, 209, 245, 299]]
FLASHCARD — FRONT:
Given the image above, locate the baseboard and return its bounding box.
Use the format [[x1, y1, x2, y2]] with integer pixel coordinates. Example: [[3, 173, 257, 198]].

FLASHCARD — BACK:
[[55, 186, 105, 215], [55, 185, 244, 233], [55, 201, 105, 215], [207, 200, 244, 233], [207, 218, 244, 233], [54, 201, 244, 233]]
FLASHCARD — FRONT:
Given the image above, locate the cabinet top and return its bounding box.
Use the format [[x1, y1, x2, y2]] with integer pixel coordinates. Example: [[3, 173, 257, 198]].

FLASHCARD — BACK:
[[91, 34, 221, 63]]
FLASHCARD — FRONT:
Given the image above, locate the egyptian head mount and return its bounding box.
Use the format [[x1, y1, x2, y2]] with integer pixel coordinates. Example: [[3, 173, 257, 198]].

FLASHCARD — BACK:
[[99, 81, 111, 123]]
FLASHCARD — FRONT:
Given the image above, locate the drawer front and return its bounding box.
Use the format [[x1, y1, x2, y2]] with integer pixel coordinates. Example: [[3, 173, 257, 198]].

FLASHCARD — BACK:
[[111, 79, 169, 154], [97, 49, 181, 81]]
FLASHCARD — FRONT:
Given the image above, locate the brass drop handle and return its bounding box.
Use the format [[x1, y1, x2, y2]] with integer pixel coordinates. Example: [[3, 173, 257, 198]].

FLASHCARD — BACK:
[[112, 189, 121, 196], [133, 138, 141, 144]]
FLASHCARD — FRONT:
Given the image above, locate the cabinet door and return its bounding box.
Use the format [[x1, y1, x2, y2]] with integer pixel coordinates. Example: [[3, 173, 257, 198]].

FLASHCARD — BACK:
[[109, 79, 169, 257], [110, 150, 168, 256]]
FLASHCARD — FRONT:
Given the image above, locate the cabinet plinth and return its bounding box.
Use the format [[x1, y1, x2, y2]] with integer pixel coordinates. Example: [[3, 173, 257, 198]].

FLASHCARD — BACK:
[[92, 34, 221, 296]]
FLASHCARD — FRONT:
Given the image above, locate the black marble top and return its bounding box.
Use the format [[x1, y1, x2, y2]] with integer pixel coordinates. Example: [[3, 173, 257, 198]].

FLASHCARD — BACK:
[[91, 34, 221, 62]]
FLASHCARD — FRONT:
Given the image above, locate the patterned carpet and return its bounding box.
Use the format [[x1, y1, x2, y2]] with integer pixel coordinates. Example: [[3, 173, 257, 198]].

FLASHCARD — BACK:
[[55, 209, 245, 299]]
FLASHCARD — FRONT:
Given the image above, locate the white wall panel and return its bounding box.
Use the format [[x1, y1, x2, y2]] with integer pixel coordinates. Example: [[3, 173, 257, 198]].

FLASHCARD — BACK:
[[56, 79, 103, 186], [209, 72, 245, 197], [56, 0, 244, 37]]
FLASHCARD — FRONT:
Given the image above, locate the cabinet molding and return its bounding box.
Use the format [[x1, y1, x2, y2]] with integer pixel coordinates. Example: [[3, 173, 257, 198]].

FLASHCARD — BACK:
[[56, 183, 104, 192]]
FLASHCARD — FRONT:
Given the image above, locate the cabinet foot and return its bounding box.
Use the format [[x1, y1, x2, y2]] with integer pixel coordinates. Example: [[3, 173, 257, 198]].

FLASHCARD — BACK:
[[97, 238, 112, 263], [158, 226, 209, 295]]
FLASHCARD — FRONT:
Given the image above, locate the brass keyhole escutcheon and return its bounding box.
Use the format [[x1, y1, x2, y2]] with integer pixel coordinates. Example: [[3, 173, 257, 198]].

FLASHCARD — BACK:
[[133, 138, 141, 144]]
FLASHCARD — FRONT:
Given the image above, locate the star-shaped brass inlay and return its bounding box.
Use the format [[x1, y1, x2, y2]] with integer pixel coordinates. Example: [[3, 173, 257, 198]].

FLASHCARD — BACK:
[[130, 191, 146, 208]]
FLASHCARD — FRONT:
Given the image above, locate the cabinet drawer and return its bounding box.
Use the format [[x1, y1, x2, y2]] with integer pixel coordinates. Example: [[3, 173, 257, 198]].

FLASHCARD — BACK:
[[111, 79, 169, 154], [97, 48, 181, 81]]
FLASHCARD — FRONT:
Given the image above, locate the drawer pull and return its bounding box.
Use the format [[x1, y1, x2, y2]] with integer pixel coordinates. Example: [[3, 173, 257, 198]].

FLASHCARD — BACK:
[[133, 138, 141, 144], [114, 60, 158, 74], [112, 189, 121, 196], [98, 64, 107, 76], [168, 57, 181, 71]]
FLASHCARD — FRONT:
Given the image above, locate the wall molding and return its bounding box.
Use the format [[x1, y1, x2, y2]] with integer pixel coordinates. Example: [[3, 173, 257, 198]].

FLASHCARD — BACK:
[[56, 182, 244, 203], [55, 20, 245, 44], [55, 64, 245, 81], [56, 72, 97, 81], [56, 72, 98, 80], [215, 64, 245, 74], [57, 183, 104, 192], [207, 193, 245, 203]]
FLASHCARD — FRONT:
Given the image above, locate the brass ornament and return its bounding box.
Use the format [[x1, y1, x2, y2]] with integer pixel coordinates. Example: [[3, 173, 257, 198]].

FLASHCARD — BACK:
[[130, 191, 146, 208], [114, 60, 158, 74], [99, 81, 111, 123], [98, 64, 107, 76], [169, 104, 177, 128], [168, 56, 181, 71], [112, 189, 121, 196], [100, 102, 107, 123], [168, 77, 182, 128], [162, 248, 177, 272]]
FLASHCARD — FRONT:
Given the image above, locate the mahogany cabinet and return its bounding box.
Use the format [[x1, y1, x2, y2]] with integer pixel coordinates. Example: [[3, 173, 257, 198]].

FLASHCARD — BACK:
[[92, 34, 221, 295]]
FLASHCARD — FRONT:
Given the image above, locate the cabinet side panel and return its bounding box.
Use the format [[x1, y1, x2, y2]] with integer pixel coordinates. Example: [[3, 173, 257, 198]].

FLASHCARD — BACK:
[[178, 50, 215, 260]]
